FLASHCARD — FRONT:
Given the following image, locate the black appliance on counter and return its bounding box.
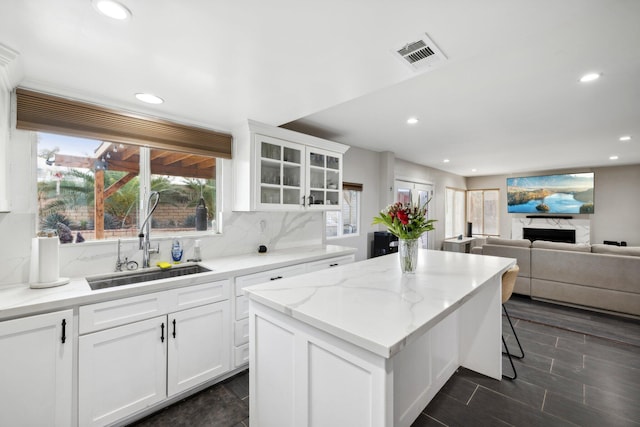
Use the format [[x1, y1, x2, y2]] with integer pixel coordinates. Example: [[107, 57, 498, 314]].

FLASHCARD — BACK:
[[372, 231, 398, 257]]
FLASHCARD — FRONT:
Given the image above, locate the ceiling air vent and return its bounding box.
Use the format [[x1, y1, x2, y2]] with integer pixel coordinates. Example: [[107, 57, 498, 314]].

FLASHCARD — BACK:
[[393, 33, 447, 72]]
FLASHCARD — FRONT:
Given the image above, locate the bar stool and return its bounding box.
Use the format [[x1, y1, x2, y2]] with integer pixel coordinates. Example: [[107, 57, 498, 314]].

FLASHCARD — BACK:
[[501, 265, 524, 380]]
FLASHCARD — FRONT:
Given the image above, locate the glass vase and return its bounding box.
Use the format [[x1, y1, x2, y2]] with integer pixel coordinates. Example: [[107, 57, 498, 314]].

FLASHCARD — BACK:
[[398, 238, 419, 274]]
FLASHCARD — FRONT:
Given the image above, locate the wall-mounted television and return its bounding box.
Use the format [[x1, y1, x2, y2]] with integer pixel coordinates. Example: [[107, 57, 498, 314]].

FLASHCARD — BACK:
[[507, 172, 594, 214]]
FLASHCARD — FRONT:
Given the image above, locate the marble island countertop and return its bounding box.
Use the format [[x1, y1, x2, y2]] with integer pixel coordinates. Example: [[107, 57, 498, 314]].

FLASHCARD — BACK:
[[0, 244, 356, 321], [244, 250, 515, 358]]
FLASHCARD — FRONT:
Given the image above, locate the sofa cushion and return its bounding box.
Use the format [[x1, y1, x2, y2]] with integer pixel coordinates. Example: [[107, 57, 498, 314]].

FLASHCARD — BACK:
[[480, 245, 531, 278], [531, 249, 639, 293], [532, 240, 591, 252], [486, 237, 531, 248], [470, 247, 483, 255], [591, 244, 640, 257], [531, 279, 640, 316]]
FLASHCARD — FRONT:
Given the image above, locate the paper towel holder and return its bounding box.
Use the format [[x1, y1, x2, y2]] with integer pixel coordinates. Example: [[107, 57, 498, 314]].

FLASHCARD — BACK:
[[29, 232, 70, 289], [30, 277, 70, 289]]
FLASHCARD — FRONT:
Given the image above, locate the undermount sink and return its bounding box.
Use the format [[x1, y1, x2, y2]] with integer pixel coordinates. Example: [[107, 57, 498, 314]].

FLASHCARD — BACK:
[[87, 265, 212, 290]]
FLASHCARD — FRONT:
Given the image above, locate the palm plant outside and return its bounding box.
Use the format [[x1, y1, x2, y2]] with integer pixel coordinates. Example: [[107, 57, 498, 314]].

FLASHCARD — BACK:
[[38, 169, 215, 235]]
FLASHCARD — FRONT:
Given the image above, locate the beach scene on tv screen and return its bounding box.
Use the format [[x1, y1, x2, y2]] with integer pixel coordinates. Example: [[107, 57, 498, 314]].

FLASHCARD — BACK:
[[507, 173, 594, 214]]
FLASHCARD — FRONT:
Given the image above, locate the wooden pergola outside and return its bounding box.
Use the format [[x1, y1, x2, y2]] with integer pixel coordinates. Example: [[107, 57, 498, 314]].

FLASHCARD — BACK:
[[54, 142, 215, 239]]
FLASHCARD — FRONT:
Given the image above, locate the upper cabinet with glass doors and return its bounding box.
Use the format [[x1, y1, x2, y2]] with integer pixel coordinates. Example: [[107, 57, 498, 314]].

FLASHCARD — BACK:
[[257, 135, 304, 209], [306, 148, 341, 209], [233, 120, 349, 211]]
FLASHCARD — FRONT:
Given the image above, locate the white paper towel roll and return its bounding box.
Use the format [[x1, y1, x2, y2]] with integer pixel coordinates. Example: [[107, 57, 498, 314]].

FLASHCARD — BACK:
[[38, 236, 60, 283], [29, 237, 39, 284], [29, 236, 69, 289]]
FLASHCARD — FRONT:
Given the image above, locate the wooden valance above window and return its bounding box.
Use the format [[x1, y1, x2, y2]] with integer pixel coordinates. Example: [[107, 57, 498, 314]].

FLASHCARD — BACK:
[[15, 88, 232, 159], [343, 182, 363, 192]]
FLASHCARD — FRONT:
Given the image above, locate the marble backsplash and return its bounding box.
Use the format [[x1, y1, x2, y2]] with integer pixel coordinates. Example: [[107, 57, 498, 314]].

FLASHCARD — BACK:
[[0, 212, 36, 286], [0, 210, 323, 286]]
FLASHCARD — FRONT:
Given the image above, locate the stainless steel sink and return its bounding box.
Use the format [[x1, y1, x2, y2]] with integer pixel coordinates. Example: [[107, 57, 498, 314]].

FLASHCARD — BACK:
[[87, 265, 212, 290]]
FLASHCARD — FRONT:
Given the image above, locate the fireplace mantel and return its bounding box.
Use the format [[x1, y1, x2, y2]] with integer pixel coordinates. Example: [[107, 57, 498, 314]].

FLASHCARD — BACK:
[[512, 217, 590, 244]]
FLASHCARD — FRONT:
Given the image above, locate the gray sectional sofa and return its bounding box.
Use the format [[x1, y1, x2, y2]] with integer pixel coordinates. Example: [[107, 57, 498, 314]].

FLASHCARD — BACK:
[[471, 237, 640, 317]]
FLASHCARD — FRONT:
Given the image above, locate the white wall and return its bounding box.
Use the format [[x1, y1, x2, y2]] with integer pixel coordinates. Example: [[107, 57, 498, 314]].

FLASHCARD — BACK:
[[395, 158, 467, 249], [466, 164, 640, 245], [326, 148, 469, 259], [325, 146, 381, 261]]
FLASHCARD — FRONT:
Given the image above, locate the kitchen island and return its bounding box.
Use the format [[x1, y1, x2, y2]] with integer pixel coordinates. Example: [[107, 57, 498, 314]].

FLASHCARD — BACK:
[[245, 249, 515, 427]]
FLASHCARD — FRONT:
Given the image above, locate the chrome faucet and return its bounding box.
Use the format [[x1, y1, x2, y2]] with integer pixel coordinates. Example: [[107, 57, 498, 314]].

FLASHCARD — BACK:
[[139, 191, 160, 268]]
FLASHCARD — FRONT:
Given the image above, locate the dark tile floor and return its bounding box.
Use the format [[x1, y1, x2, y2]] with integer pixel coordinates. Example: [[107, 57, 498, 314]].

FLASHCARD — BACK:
[[128, 372, 250, 427], [128, 296, 640, 427]]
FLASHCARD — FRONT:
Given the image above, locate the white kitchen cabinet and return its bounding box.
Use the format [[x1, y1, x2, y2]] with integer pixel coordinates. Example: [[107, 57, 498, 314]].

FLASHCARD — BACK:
[[0, 309, 73, 427], [231, 256, 355, 369], [232, 263, 307, 367], [79, 316, 167, 427], [306, 147, 342, 209], [168, 301, 230, 396], [256, 134, 305, 209], [233, 119, 349, 211], [79, 280, 231, 426]]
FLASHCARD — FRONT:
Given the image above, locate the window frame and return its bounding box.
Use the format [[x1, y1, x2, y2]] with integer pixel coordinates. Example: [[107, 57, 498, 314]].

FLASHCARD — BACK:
[[36, 132, 222, 242], [326, 183, 362, 239], [445, 187, 466, 239], [466, 188, 500, 236]]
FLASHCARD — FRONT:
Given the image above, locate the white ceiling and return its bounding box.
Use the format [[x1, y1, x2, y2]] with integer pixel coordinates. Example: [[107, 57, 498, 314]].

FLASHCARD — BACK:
[[1, 0, 639, 177]]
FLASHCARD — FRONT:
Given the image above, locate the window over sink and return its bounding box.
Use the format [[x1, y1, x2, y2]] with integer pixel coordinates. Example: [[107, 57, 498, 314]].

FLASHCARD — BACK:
[[37, 132, 221, 242]]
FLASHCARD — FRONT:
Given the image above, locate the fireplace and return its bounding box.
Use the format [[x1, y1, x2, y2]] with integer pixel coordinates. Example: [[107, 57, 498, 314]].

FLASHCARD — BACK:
[[512, 218, 589, 244], [523, 227, 576, 243]]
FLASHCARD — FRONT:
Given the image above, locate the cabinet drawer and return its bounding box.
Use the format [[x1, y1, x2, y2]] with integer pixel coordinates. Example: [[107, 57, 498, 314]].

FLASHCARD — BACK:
[[234, 343, 249, 367], [306, 255, 355, 272], [235, 264, 307, 296], [234, 318, 249, 346], [169, 280, 229, 312], [235, 295, 249, 321], [79, 292, 168, 334]]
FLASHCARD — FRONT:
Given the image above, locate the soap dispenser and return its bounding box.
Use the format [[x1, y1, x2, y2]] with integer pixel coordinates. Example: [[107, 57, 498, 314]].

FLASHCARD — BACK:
[[190, 239, 202, 262], [171, 240, 183, 263]]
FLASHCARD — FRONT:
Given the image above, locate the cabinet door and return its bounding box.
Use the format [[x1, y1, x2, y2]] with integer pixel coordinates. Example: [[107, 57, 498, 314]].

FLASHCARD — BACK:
[[0, 310, 72, 427], [79, 316, 167, 427], [168, 301, 231, 396], [256, 134, 305, 210], [306, 147, 342, 210]]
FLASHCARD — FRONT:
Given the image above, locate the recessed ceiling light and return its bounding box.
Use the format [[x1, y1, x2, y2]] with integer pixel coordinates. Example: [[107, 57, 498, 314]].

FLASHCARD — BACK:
[[609, 155, 619, 160], [619, 135, 632, 142], [135, 93, 164, 104], [92, 0, 131, 20], [443, 159, 450, 163], [471, 168, 477, 172], [579, 72, 601, 83], [406, 117, 419, 125]]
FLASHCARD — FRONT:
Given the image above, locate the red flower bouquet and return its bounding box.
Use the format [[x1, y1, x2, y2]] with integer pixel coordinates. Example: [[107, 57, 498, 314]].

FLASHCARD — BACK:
[[372, 200, 436, 240]]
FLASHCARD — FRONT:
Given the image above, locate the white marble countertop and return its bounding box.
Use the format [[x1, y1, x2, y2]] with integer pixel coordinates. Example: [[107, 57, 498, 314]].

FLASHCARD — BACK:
[[245, 250, 515, 358], [0, 244, 356, 321]]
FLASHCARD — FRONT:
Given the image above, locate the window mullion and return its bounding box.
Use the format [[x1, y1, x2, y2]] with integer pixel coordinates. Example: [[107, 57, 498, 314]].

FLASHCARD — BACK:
[[139, 147, 151, 228]]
